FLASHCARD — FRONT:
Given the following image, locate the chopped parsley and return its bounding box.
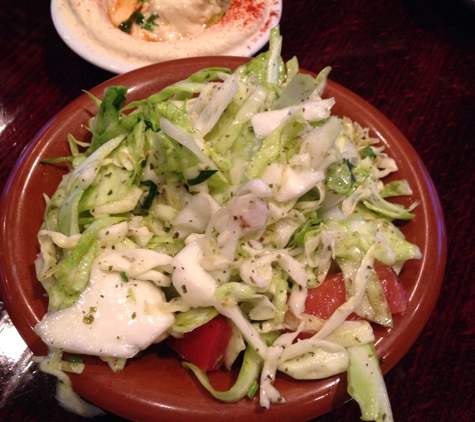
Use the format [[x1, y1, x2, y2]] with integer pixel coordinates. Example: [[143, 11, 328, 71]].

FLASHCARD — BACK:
[[119, 10, 159, 34]]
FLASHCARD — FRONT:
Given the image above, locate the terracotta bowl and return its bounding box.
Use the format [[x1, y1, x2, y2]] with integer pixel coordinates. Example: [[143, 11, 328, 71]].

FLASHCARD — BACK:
[[0, 57, 447, 422]]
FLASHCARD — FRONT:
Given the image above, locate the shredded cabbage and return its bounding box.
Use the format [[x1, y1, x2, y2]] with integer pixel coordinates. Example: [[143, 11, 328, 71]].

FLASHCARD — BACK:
[[34, 26, 421, 422]]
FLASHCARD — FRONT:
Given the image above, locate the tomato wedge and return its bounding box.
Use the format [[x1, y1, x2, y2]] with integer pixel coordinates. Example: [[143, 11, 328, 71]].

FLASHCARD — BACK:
[[374, 263, 408, 314], [304, 273, 348, 319], [167, 315, 233, 372], [303, 264, 408, 319], [302, 273, 361, 322]]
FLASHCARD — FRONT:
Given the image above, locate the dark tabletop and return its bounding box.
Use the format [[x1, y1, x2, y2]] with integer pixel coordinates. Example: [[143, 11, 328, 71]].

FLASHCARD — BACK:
[[1, 0, 475, 421]]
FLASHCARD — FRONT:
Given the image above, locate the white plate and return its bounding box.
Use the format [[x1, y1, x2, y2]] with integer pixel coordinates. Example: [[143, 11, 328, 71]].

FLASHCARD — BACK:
[[51, 0, 282, 74]]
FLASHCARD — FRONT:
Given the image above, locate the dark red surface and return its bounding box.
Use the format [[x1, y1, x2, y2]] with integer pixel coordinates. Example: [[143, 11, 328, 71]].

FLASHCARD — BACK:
[[0, 0, 473, 421]]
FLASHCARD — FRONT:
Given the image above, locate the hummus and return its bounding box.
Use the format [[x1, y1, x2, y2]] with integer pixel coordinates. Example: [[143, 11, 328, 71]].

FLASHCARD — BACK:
[[52, 0, 282, 72], [107, 0, 231, 41]]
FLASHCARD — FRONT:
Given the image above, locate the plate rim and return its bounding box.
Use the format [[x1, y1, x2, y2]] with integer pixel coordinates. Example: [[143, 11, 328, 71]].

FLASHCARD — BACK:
[[0, 56, 447, 422]]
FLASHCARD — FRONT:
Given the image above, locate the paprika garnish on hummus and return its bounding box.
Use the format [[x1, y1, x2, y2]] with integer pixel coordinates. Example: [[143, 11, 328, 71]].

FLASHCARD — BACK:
[[52, 0, 282, 72]]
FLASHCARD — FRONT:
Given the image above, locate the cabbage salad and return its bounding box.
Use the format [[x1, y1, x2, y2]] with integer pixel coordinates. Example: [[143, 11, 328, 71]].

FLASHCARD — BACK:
[[34, 27, 421, 421]]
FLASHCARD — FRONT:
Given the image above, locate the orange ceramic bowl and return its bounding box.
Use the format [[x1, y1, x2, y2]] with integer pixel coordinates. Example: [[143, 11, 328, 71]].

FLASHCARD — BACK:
[[0, 57, 446, 422]]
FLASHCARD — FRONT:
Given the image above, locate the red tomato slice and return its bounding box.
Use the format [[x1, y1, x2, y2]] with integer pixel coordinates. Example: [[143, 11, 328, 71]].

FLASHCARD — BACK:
[[167, 315, 233, 372], [374, 263, 408, 314], [303, 264, 408, 320], [304, 273, 347, 319], [302, 273, 361, 322]]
